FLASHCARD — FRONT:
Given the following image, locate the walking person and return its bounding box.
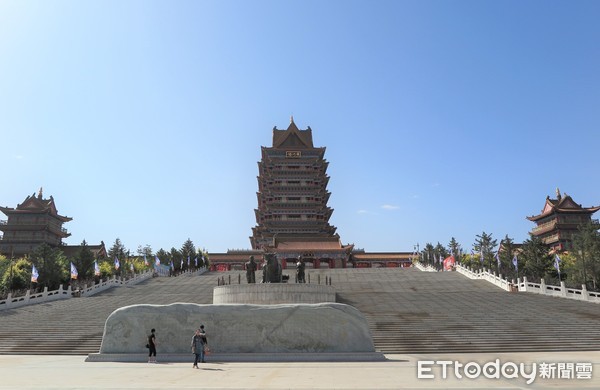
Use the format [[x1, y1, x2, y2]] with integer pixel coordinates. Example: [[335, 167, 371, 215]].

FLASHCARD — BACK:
[[191, 328, 203, 368], [199, 325, 208, 363], [148, 328, 157, 363]]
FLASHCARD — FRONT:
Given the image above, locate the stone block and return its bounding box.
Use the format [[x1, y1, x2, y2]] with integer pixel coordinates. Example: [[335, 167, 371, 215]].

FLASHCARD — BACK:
[[99, 303, 375, 354]]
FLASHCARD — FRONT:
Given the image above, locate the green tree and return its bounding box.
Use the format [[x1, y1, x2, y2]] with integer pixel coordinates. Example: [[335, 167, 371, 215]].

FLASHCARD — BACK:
[[473, 232, 497, 271], [155, 248, 169, 264], [170, 247, 182, 271], [448, 237, 461, 258], [30, 244, 68, 290], [180, 238, 196, 269], [98, 260, 114, 279], [433, 242, 447, 270], [520, 234, 553, 283], [199, 248, 209, 268], [422, 243, 435, 266], [497, 235, 518, 281], [108, 238, 128, 277], [460, 253, 479, 269], [108, 238, 127, 263], [1, 258, 31, 292], [572, 221, 600, 290], [136, 245, 153, 258], [72, 240, 95, 281]]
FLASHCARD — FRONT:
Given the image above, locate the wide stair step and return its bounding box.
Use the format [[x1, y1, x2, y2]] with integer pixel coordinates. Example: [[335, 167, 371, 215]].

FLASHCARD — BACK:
[[1, 268, 600, 354]]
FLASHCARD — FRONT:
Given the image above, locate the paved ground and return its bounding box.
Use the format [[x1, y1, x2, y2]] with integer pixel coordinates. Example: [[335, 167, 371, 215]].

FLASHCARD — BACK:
[[2, 351, 599, 389]]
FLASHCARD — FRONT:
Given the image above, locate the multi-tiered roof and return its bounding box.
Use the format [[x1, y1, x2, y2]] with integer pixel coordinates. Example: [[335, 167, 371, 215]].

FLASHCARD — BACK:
[[251, 118, 339, 250], [0, 188, 72, 256], [527, 188, 600, 251]]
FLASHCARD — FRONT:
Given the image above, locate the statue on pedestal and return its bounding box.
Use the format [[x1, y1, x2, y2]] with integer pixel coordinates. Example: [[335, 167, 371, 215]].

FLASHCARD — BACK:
[[296, 256, 306, 283], [261, 253, 282, 283], [245, 256, 257, 284]]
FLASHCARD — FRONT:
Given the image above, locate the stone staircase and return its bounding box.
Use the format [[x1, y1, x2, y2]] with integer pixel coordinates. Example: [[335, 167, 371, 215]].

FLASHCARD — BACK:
[[1, 268, 599, 355], [323, 268, 600, 354]]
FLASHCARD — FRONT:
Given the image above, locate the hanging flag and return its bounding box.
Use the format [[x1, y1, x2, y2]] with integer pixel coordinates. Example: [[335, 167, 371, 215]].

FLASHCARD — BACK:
[[439, 255, 443, 264], [180, 259, 184, 269], [170, 260, 174, 270], [155, 256, 161, 266], [114, 257, 120, 270], [495, 251, 501, 268], [194, 257, 198, 267], [130, 262, 134, 272], [144, 255, 149, 266], [94, 261, 100, 276], [554, 254, 561, 272], [187, 256, 190, 267], [70, 262, 78, 280], [512, 255, 518, 271], [31, 264, 39, 283], [443, 255, 456, 271]]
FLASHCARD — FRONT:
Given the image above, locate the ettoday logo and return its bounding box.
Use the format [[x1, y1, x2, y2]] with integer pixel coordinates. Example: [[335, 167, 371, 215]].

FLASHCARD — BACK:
[[418, 360, 593, 384], [418, 359, 536, 384]]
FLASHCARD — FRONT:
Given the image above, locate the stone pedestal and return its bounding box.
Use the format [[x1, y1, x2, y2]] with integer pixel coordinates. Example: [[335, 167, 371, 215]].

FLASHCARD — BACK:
[[213, 284, 335, 304]]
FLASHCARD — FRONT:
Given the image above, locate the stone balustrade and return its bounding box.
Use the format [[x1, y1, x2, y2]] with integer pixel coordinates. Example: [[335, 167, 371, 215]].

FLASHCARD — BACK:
[[517, 276, 600, 303], [0, 267, 208, 311], [454, 263, 600, 303], [413, 262, 437, 272]]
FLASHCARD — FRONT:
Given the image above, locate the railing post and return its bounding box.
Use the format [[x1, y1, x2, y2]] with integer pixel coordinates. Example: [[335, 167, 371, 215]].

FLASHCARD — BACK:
[[582, 284, 589, 301], [6, 293, 11, 308], [540, 278, 546, 295], [43, 286, 48, 298], [24, 290, 30, 304], [560, 281, 567, 297], [517, 278, 522, 291]]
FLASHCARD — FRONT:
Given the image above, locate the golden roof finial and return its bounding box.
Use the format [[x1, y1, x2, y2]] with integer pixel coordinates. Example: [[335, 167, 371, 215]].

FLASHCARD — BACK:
[[556, 187, 561, 200], [38, 187, 43, 199], [290, 115, 294, 124]]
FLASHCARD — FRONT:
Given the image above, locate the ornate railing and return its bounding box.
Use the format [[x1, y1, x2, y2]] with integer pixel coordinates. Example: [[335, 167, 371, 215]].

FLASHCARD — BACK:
[[0, 267, 208, 311], [531, 219, 557, 233], [413, 261, 437, 272], [455, 263, 600, 303]]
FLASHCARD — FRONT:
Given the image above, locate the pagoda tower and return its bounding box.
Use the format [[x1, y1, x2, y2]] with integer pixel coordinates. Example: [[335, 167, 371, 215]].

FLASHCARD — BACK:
[[527, 188, 600, 252], [0, 188, 72, 257], [251, 117, 339, 250]]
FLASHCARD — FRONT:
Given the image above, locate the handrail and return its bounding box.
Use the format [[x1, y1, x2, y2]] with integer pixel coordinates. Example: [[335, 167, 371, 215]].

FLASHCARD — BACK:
[[455, 264, 600, 304], [0, 267, 208, 311], [413, 261, 437, 272]]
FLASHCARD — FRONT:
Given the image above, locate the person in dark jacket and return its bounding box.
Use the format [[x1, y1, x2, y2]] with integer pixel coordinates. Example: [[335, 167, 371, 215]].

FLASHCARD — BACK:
[[148, 328, 157, 363]]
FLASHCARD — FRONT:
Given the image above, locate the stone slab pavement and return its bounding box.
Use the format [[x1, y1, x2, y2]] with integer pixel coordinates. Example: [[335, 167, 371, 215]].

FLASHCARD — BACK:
[[1, 351, 600, 389]]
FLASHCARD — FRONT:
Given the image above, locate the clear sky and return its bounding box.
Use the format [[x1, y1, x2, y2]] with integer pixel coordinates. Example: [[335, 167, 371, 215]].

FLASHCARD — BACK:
[[1, 1, 599, 254]]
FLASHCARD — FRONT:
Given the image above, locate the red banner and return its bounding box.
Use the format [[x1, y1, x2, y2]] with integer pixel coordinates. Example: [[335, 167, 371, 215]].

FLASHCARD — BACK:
[[443, 255, 456, 271]]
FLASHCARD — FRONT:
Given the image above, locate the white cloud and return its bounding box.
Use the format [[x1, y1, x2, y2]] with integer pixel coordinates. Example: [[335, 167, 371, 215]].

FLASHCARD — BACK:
[[381, 204, 399, 210], [357, 209, 368, 214]]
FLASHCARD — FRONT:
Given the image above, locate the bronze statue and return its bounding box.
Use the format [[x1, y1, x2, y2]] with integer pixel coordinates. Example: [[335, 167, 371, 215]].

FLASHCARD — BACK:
[[296, 255, 306, 283], [245, 256, 257, 283], [261, 253, 282, 283]]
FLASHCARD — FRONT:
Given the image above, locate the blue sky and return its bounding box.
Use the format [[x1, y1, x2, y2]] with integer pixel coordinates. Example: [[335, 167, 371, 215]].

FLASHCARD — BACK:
[[1, 1, 599, 254]]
